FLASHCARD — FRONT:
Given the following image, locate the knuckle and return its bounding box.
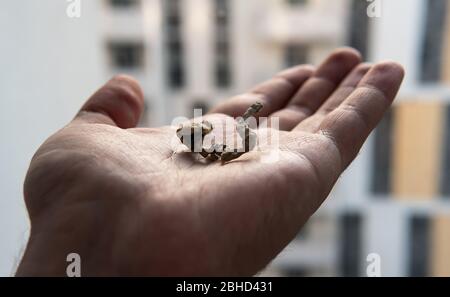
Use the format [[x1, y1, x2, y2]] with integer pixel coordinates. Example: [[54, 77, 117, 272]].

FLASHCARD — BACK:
[[331, 47, 361, 59], [110, 75, 144, 101]]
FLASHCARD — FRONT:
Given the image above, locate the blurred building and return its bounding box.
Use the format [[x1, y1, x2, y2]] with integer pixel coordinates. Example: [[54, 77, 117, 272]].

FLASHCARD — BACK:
[[270, 0, 450, 277], [1, 0, 450, 276], [99, 0, 349, 124]]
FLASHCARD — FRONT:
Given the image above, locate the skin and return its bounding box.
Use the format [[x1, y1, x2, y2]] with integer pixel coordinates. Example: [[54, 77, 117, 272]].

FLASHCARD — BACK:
[[16, 48, 404, 276]]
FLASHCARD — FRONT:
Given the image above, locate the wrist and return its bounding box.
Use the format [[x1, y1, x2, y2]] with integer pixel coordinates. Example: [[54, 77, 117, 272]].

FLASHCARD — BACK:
[[16, 219, 116, 277], [16, 195, 129, 276]]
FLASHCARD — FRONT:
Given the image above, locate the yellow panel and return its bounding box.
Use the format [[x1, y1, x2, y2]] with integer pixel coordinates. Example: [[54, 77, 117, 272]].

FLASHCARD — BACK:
[[392, 102, 444, 198], [431, 216, 450, 277]]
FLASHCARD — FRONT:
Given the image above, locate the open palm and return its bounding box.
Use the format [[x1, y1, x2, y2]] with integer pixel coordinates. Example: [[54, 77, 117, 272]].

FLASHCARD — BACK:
[[17, 48, 404, 276]]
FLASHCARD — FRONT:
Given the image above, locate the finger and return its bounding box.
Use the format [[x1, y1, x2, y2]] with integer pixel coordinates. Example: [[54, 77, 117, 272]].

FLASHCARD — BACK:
[[315, 61, 405, 170], [74, 75, 145, 128], [209, 65, 315, 118], [294, 63, 372, 132], [270, 48, 362, 131]]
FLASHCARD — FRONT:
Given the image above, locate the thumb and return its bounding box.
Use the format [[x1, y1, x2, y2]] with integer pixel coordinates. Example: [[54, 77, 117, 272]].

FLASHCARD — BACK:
[[74, 75, 145, 128]]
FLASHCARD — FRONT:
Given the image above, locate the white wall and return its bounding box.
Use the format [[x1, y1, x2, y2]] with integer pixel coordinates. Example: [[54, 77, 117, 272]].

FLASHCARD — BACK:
[[369, 0, 425, 90], [0, 0, 104, 276]]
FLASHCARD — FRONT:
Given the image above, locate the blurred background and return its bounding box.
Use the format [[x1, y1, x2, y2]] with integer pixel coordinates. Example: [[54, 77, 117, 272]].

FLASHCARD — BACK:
[[1, 0, 450, 277]]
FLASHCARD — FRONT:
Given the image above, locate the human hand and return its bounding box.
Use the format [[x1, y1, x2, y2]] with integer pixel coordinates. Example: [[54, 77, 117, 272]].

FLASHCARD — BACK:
[[17, 48, 404, 276]]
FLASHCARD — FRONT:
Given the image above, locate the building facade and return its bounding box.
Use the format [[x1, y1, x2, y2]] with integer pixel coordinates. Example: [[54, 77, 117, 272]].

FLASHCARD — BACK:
[[271, 0, 450, 277]]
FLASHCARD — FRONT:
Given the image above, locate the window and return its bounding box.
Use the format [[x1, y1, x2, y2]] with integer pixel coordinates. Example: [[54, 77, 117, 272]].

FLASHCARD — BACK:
[[286, 0, 307, 5], [408, 215, 430, 277], [420, 0, 448, 83], [282, 267, 308, 277], [339, 213, 362, 276], [163, 0, 185, 89], [371, 110, 393, 195], [440, 105, 450, 197], [191, 101, 210, 116], [285, 44, 309, 67], [108, 41, 144, 69], [109, 0, 139, 9], [347, 0, 370, 59], [138, 99, 151, 127], [214, 0, 232, 88]]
